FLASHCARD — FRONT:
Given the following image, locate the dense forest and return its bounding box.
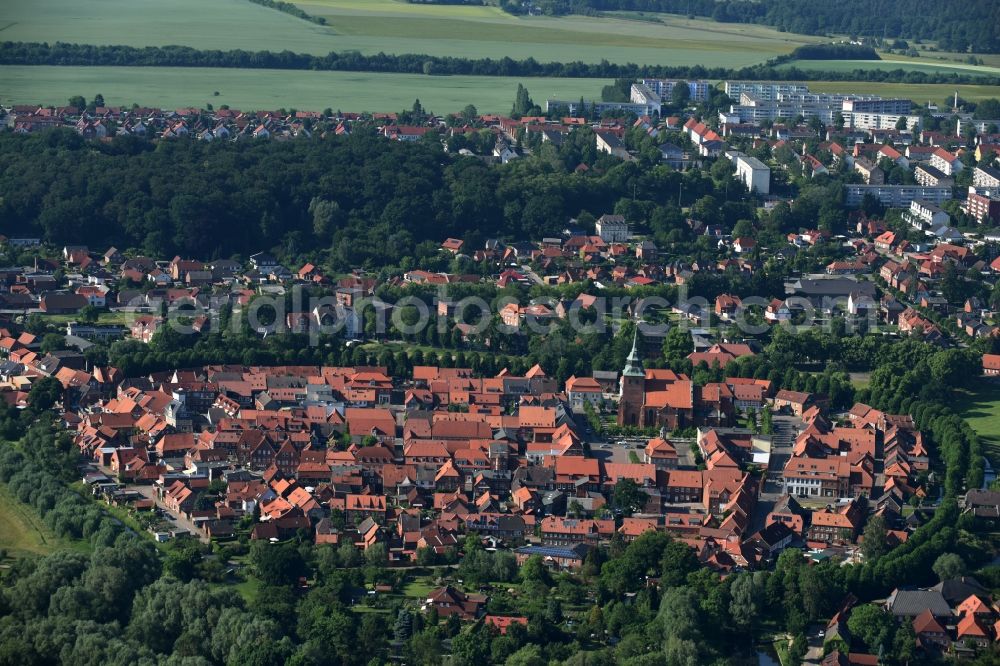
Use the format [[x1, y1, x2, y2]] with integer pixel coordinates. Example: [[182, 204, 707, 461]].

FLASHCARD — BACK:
[[0, 127, 754, 266], [1, 42, 998, 85], [787, 44, 879, 61], [500, 0, 1000, 53]]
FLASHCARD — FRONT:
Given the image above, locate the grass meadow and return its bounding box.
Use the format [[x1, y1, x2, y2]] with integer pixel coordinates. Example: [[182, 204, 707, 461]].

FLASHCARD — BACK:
[[0, 66, 610, 113], [0, 484, 79, 559], [802, 80, 1000, 103], [957, 380, 1000, 468], [3, 66, 998, 113], [0, 0, 816, 66], [781, 58, 1000, 78]]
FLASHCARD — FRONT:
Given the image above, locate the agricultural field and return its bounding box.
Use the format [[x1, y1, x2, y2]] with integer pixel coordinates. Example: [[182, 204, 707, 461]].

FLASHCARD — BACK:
[[1, 0, 997, 112], [3, 65, 997, 115], [878, 49, 1000, 70], [0, 0, 817, 66], [800, 80, 1000, 103], [780, 58, 1000, 78], [294, 1, 820, 66], [0, 66, 609, 113]]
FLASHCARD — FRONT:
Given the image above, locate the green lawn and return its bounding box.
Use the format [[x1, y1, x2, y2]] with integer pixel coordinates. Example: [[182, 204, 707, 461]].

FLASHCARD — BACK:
[[402, 578, 434, 599], [958, 381, 1000, 468], [957, 379, 1000, 468], [849, 372, 871, 391], [0, 66, 610, 114], [0, 483, 82, 558], [233, 576, 262, 603], [0, 0, 818, 67], [771, 638, 791, 666], [38, 311, 135, 326]]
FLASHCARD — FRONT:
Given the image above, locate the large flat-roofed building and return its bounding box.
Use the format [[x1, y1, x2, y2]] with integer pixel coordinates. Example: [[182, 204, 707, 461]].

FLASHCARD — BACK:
[[546, 99, 660, 116], [723, 85, 918, 129], [641, 79, 711, 102], [727, 93, 904, 126], [973, 166, 1000, 189], [730, 152, 770, 195], [849, 112, 922, 131], [964, 187, 1000, 224], [842, 98, 912, 115], [629, 83, 662, 110], [844, 184, 952, 208], [903, 199, 949, 229], [914, 164, 954, 188], [724, 81, 809, 101], [727, 94, 843, 123]]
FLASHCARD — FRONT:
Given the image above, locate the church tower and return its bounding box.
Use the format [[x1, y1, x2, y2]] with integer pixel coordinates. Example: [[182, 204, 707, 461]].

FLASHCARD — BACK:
[[617, 330, 646, 427]]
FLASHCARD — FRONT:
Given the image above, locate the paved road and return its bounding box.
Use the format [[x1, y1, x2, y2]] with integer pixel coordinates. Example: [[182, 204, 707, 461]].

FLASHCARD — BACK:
[[134, 485, 210, 543], [762, 415, 798, 497], [519, 265, 545, 286], [752, 415, 802, 533], [96, 464, 210, 543]]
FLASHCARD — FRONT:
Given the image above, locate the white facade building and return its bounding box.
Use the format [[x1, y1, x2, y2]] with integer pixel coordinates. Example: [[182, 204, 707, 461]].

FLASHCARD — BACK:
[[595, 214, 629, 242], [730, 152, 770, 195]]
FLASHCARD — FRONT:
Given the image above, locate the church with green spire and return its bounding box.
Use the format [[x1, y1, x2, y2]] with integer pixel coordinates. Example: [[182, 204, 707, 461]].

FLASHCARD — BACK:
[[618, 331, 646, 427], [617, 329, 696, 430]]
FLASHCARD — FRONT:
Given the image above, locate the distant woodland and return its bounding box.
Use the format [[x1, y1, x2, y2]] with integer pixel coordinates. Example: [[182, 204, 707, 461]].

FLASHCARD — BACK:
[[2, 43, 997, 85], [501, 0, 1000, 53], [0, 128, 686, 265]]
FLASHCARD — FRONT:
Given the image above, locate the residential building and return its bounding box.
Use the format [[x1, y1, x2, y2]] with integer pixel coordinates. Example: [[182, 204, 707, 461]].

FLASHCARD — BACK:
[[546, 99, 660, 116], [594, 131, 629, 159], [972, 166, 1000, 189], [903, 199, 950, 230], [844, 185, 952, 208], [723, 81, 809, 101], [854, 158, 884, 185], [565, 375, 603, 413], [640, 79, 711, 102], [929, 148, 963, 176], [731, 152, 770, 194], [595, 214, 629, 242], [964, 187, 1000, 224], [424, 586, 486, 620], [914, 164, 953, 188]]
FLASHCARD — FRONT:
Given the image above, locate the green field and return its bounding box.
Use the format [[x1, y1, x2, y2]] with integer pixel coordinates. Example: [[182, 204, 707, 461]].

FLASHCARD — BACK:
[[880, 50, 1000, 71], [957, 380, 1000, 468], [4, 66, 996, 112], [38, 311, 136, 326], [0, 484, 72, 558], [296, 1, 819, 66], [0, 66, 610, 113], [782, 58, 1000, 78], [0, 0, 816, 67], [2, 0, 997, 114], [802, 80, 1000, 103]]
